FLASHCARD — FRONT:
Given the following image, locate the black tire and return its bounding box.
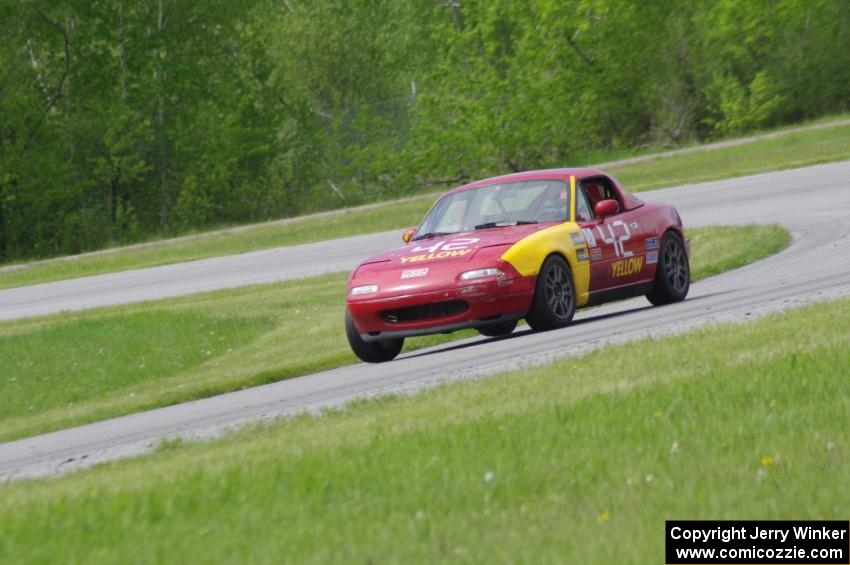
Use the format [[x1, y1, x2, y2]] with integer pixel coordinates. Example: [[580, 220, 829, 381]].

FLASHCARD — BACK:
[[525, 255, 576, 331], [478, 319, 518, 337], [345, 310, 404, 363], [646, 231, 690, 306]]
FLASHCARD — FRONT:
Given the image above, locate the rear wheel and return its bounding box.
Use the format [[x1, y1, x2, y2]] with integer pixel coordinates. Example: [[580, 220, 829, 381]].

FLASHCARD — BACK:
[[526, 255, 576, 331], [345, 310, 404, 363], [478, 319, 517, 337], [646, 231, 690, 306]]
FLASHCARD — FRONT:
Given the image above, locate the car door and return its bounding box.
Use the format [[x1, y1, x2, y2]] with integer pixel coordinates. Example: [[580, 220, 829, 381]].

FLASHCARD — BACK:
[[576, 179, 650, 293]]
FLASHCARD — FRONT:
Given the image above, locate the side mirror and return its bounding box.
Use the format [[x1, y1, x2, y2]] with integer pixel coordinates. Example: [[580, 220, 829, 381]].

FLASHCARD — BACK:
[[594, 199, 620, 219], [402, 227, 416, 243]]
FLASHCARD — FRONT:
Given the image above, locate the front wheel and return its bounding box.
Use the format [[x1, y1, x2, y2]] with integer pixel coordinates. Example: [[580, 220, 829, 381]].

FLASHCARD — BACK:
[[646, 231, 690, 306], [525, 255, 576, 331], [345, 310, 404, 363]]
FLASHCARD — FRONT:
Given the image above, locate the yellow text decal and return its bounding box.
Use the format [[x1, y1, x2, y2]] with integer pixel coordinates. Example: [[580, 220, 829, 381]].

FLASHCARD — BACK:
[[611, 256, 643, 278], [401, 249, 471, 264]]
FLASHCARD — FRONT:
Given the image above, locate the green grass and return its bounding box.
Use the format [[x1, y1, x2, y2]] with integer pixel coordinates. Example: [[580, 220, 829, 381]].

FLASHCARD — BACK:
[[0, 225, 789, 441], [685, 224, 789, 279], [0, 118, 845, 290], [566, 112, 850, 166], [1, 312, 272, 420], [609, 122, 850, 191], [1, 292, 847, 564]]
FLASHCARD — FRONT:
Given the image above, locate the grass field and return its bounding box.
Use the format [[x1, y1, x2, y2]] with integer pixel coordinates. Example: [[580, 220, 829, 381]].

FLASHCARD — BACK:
[[1, 118, 846, 290], [0, 225, 789, 441], [609, 121, 850, 191], [1, 292, 846, 564]]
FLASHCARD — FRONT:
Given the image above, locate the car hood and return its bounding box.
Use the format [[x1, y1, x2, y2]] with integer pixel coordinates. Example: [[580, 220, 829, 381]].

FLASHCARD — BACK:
[[359, 223, 550, 268]]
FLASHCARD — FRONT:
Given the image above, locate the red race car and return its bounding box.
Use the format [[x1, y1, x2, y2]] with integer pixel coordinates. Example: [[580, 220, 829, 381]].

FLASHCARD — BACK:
[[346, 168, 689, 362]]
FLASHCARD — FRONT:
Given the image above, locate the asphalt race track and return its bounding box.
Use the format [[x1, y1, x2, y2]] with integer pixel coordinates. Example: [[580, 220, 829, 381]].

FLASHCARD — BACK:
[[0, 230, 397, 321], [2, 161, 850, 480]]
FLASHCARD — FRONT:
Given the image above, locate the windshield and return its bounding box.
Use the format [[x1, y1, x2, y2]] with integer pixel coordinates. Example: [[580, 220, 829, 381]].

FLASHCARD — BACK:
[[414, 180, 569, 240]]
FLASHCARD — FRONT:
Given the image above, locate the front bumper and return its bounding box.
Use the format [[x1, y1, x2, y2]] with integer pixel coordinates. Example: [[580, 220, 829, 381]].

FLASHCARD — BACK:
[[347, 276, 535, 340]]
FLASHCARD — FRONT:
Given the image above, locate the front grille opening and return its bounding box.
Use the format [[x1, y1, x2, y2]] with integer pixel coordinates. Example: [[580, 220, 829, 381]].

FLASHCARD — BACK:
[[382, 300, 469, 323]]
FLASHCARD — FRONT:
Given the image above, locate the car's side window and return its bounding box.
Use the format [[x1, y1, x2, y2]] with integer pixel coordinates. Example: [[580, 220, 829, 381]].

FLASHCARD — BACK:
[[582, 177, 623, 214], [575, 186, 594, 222]]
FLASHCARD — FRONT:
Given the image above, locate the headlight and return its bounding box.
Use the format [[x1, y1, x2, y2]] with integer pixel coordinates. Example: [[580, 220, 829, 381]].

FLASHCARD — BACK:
[[459, 268, 504, 281], [350, 284, 379, 296]]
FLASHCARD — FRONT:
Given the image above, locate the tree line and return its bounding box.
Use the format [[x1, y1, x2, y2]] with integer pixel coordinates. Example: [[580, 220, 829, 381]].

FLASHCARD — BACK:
[[1, 0, 848, 261]]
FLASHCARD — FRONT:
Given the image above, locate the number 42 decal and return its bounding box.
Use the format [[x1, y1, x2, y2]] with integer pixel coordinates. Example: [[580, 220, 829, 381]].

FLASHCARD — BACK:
[[410, 237, 479, 254], [582, 221, 633, 258]]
